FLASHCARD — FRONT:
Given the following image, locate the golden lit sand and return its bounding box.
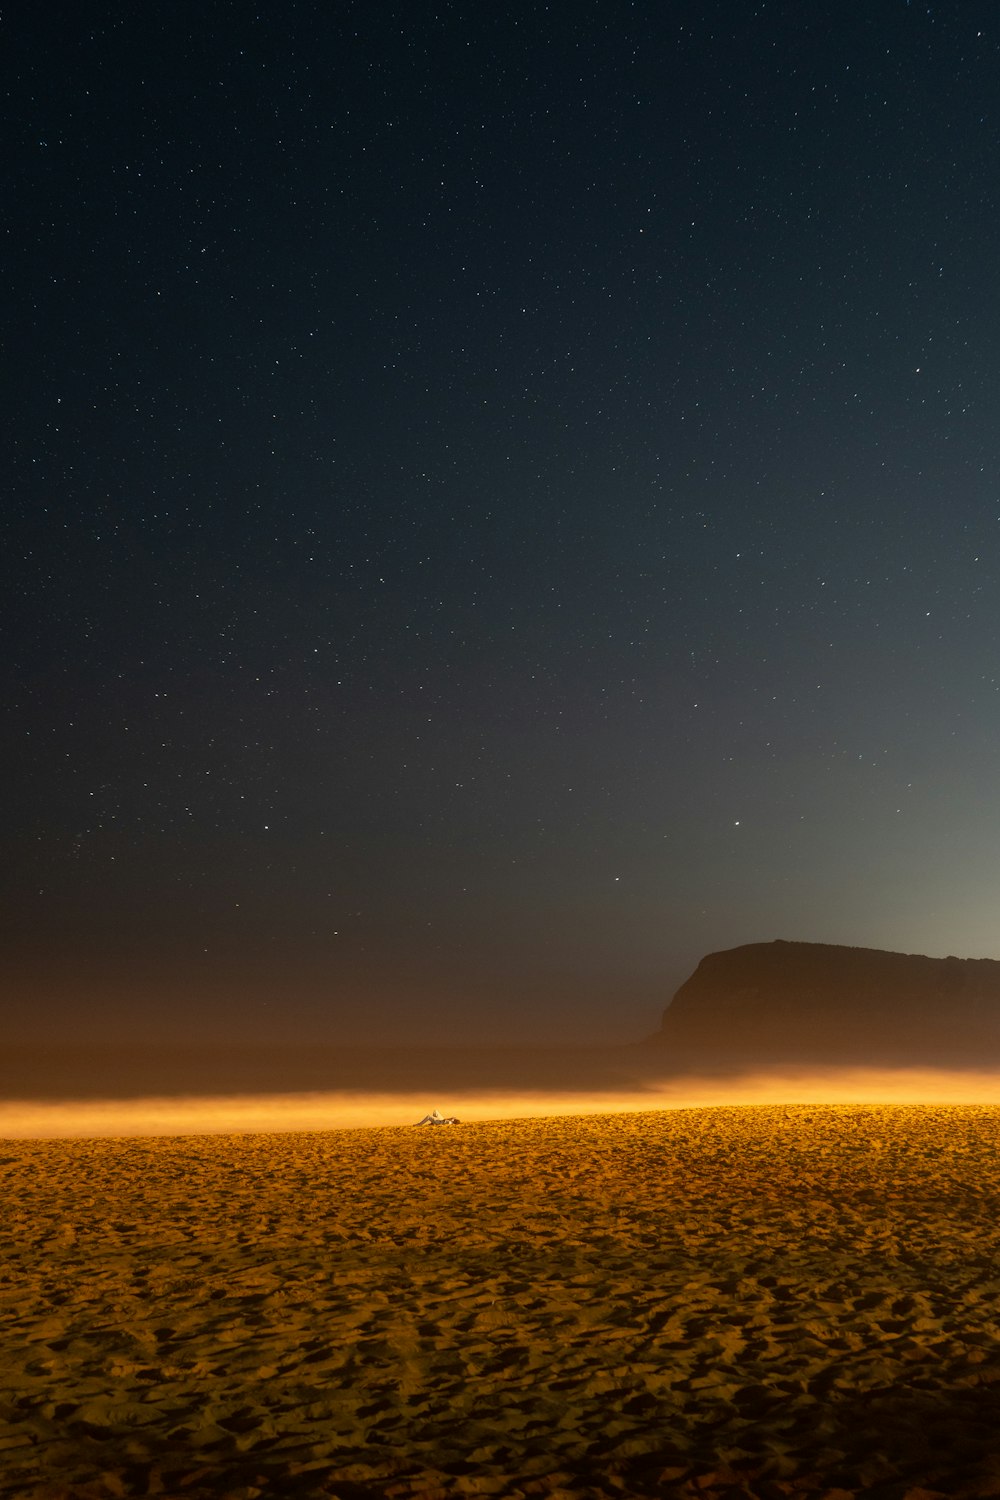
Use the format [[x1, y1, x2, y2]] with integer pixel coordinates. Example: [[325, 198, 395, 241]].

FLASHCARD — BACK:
[[4, 1105, 1000, 1498]]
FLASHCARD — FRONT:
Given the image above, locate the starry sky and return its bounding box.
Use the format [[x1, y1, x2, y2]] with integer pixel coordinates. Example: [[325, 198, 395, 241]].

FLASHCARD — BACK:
[[8, 0, 1000, 1049]]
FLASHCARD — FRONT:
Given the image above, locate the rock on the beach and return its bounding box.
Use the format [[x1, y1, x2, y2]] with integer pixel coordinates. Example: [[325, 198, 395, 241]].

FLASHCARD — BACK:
[[648, 939, 1000, 1065]]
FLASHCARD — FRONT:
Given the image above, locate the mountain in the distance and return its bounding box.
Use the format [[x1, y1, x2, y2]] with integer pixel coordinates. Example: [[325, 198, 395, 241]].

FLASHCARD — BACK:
[[646, 940, 1000, 1066]]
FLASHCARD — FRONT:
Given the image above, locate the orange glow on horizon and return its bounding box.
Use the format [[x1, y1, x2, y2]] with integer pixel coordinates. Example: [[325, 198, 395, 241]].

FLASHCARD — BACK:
[[5, 1067, 1000, 1138]]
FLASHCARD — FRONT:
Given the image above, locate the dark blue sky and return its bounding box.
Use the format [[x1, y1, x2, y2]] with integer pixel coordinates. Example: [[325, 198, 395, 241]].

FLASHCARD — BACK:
[[7, 1, 1000, 1046]]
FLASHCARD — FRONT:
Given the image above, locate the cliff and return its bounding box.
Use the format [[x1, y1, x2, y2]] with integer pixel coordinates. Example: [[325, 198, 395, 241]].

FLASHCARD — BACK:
[[648, 940, 1000, 1066]]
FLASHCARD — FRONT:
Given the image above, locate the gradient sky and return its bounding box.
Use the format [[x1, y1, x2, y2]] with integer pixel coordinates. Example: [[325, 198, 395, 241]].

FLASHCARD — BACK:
[[7, 1, 1000, 1048]]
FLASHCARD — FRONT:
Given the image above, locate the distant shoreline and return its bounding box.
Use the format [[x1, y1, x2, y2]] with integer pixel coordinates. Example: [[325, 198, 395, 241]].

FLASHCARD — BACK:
[[6, 1068, 1000, 1138]]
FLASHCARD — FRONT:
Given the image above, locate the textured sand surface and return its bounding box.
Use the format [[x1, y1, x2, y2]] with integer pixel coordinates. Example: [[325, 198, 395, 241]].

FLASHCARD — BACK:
[[4, 1105, 1000, 1498]]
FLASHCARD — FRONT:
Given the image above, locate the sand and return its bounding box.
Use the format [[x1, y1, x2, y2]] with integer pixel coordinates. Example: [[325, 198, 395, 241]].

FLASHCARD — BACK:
[[3, 1105, 1000, 1499]]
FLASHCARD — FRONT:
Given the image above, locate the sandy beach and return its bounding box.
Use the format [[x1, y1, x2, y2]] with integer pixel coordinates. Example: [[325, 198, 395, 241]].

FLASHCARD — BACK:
[[4, 1104, 1000, 1498]]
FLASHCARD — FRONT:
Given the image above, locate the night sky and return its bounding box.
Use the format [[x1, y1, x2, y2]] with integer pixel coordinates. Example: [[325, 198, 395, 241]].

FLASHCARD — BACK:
[[8, 1, 1000, 1050]]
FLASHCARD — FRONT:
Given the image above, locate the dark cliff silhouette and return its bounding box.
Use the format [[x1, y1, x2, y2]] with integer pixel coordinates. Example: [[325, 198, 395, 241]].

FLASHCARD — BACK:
[[647, 940, 1000, 1068]]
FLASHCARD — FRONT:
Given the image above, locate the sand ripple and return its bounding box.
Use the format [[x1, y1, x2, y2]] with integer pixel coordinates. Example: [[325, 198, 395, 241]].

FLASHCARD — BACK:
[[4, 1105, 1000, 1497]]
